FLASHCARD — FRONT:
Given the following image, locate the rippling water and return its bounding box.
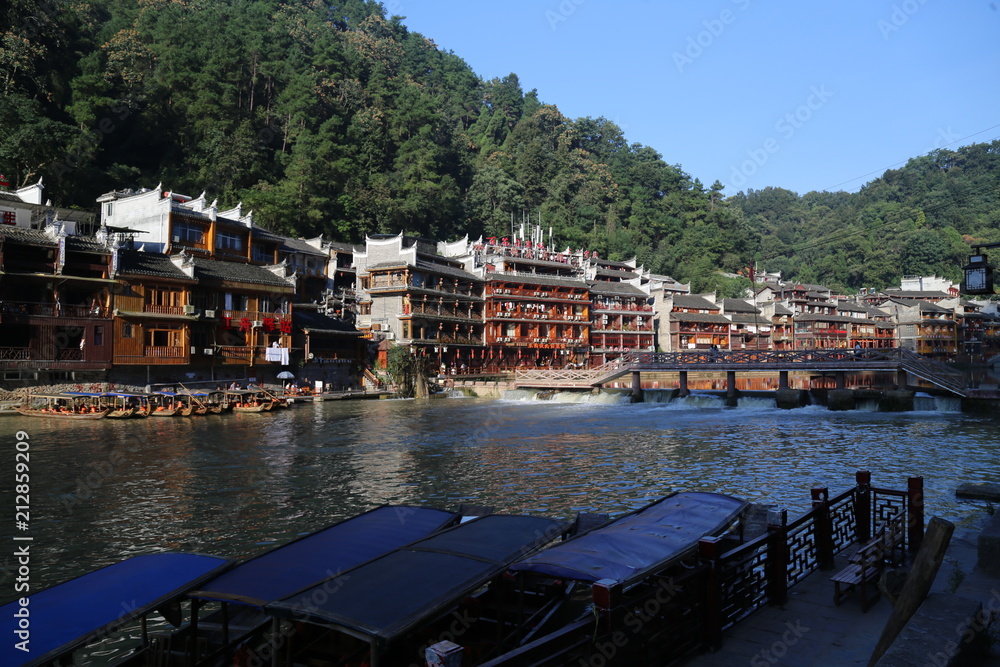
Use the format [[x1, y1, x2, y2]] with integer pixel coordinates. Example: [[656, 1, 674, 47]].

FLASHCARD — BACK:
[[2, 393, 999, 593]]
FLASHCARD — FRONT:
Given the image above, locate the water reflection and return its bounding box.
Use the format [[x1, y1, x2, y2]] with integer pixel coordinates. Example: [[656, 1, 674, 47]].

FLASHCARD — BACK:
[[1, 396, 998, 592]]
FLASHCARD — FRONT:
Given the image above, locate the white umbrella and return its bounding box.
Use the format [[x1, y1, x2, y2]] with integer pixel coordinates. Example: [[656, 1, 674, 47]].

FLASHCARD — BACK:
[[276, 371, 295, 379]]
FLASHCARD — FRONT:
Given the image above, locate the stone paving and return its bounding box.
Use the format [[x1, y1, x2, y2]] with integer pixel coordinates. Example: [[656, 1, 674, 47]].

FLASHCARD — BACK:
[[684, 509, 1000, 667]]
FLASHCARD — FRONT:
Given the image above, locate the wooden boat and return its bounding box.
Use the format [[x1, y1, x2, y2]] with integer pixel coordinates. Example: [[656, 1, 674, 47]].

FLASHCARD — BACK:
[[474, 491, 749, 666], [106, 406, 136, 419], [228, 389, 274, 413], [263, 513, 569, 667], [16, 393, 109, 419], [0, 553, 231, 667], [148, 393, 181, 416], [114, 505, 460, 666]]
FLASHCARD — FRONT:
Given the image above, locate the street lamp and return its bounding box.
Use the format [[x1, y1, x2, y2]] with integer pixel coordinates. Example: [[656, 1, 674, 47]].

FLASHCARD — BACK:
[[962, 249, 995, 295]]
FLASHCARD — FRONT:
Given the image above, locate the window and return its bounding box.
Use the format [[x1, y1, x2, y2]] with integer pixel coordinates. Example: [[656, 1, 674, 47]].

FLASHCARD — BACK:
[[94, 326, 104, 346], [173, 221, 204, 244], [217, 230, 244, 251], [122, 322, 133, 339], [251, 245, 273, 263]]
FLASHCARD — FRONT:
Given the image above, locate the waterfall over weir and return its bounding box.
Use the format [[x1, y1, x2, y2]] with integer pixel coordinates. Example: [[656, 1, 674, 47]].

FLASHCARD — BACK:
[[500, 388, 962, 412]]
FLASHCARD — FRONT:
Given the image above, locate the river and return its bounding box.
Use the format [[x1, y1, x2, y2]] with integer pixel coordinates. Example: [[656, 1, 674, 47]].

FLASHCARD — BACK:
[[2, 390, 999, 596]]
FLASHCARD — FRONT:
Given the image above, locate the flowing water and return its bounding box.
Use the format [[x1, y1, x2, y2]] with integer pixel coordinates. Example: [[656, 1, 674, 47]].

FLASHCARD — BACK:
[[2, 392, 998, 595]]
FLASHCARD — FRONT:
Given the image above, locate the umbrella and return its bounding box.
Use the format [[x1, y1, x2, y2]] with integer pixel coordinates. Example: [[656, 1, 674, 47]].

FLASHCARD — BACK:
[[276, 371, 295, 379]]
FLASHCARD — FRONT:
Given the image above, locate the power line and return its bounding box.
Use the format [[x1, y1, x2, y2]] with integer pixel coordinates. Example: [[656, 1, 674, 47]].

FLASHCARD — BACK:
[[822, 122, 1000, 192]]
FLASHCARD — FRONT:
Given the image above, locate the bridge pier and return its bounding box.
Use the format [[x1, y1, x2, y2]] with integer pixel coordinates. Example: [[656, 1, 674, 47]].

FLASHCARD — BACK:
[[631, 371, 643, 402], [725, 371, 739, 407], [678, 371, 690, 398], [897, 369, 908, 390], [779, 371, 789, 391], [835, 371, 846, 390]]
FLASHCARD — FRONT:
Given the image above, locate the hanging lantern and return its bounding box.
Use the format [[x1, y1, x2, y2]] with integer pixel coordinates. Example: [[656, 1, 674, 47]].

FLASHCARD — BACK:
[[962, 251, 994, 295]]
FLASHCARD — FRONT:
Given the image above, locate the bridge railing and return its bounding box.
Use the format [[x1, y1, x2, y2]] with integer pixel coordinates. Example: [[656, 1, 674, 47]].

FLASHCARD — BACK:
[[626, 349, 900, 365]]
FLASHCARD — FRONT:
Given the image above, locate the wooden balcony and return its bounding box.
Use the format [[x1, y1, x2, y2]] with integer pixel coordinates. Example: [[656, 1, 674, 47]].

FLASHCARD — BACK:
[[144, 346, 186, 359]]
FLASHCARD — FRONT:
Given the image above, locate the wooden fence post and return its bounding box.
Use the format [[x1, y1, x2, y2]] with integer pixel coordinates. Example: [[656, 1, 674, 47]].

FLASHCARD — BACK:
[[812, 487, 834, 570], [699, 536, 723, 652], [855, 470, 872, 543], [908, 476, 924, 554], [766, 509, 788, 606]]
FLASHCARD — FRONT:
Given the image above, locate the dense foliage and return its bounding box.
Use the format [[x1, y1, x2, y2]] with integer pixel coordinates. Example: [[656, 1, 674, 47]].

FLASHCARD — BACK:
[[2, 1, 997, 293]]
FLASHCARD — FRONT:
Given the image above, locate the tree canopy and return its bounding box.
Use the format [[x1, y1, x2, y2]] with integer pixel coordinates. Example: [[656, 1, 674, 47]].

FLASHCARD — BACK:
[[1, 1, 997, 293]]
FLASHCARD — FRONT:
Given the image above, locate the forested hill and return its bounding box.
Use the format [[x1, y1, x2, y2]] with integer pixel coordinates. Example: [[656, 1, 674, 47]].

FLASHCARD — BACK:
[[1, 1, 998, 295]]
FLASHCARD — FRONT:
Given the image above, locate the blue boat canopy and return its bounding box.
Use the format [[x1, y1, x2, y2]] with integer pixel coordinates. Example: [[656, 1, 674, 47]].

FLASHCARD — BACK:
[[0, 552, 230, 667], [265, 514, 566, 645], [510, 492, 747, 586], [189, 505, 457, 607]]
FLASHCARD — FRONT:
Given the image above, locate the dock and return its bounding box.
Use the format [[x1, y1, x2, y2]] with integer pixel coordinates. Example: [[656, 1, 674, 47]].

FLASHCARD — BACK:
[[684, 511, 1000, 666]]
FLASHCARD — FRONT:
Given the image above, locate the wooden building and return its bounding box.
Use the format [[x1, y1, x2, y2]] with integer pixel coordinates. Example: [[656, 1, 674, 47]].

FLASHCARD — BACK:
[[588, 281, 654, 365], [663, 294, 731, 351], [356, 234, 484, 372], [0, 225, 114, 381]]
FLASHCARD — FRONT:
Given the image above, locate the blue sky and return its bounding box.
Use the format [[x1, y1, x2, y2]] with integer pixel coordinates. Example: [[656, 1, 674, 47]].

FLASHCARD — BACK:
[[394, 1, 1000, 196]]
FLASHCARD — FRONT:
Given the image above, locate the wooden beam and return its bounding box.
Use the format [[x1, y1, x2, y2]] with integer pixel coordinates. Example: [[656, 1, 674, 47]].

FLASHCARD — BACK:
[[867, 516, 954, 666]]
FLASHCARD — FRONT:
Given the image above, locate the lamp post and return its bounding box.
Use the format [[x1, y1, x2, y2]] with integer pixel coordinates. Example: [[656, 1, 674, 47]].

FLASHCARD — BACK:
[[962, 246, 996, 295]]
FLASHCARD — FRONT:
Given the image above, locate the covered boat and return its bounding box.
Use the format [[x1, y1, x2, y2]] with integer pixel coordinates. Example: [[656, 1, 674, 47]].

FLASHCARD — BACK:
[[124, 505, 459, 665], [0, 552, 230, 667], [15, 392, 108, 419], [511, 491, 747, 587], [475, 491, 749, 666], [264, 513, 567, 667]]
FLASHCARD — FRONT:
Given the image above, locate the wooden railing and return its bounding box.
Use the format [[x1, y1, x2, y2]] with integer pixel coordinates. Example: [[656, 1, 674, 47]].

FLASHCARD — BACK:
[[483, 473, 921, 666], [144, 346, 185, 358]]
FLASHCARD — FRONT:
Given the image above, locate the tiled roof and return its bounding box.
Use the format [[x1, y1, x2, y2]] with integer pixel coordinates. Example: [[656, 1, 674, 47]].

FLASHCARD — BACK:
[[795, 313, 856, 323], [670, 312, 731, 324], [671, 294, 719, 311], [498, 254, 581, 271], [587, 281, 647, 297], [250, 225, 285, 243], [326, 241, 360, 253], [595, 268, 637, 279], [486, 272, 588, 290], [193, 257, 293, 288], [728, 313, 766, 325], [883, 289, 952, 299], [918, 301, 952, 313], [595, 258, 634, 269], [66, 236, 110, 254], [722, 298, 759, 313], [293, 310, 361, 335], [773, 303, 794, 315], [414, 260, 481, 282], [117, 251, 196, 282], [0, 227, 56, 246], [0, 192, 23, 202], [281, 236, 327, 257]]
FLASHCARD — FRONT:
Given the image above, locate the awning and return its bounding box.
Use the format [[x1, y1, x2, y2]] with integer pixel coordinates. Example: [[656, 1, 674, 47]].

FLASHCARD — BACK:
[[265, 514, 566, 645], [0, 552, 231, 667], [189, 505, 457, 607], [511, 492, 747, 586]]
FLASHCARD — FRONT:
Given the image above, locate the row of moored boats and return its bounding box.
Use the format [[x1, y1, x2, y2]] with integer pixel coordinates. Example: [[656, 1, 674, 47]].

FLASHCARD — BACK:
[[15, 388, 289, 419], [1, 492, 749, 667]]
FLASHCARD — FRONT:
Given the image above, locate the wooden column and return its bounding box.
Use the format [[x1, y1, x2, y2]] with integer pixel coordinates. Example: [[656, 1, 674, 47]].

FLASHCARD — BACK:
[[867, 517, 954, 666], [908, 476, 925, 553], [811, 487, 834, 570], [854, 470, 872, 543], [766, 509, 789, 605], [699, 536, 723, 651]]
